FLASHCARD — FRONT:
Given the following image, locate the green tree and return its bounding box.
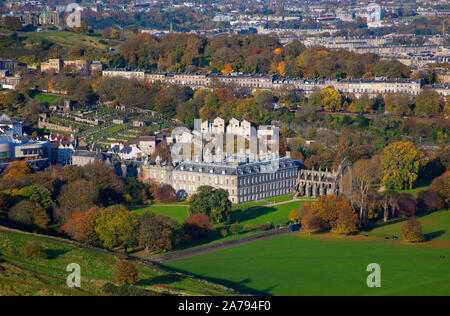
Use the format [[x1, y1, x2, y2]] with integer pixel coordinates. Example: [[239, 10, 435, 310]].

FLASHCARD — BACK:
[[19, 185, 52, 209], [188, 186, 231, 224]]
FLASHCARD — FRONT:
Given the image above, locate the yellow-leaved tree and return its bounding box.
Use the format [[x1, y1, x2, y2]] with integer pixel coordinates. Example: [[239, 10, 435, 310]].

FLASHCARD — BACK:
[[381, 142, 424, 190]]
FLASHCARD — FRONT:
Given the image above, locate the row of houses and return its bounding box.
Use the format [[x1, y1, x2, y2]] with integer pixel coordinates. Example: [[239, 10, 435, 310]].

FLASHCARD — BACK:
[[41, 59, 103, 75], [102, 68, 449, 98]]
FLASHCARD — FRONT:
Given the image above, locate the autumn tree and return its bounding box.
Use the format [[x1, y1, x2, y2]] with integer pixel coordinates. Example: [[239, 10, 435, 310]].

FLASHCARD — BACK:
[[331, 208, 359, 235], [341, 157, 381, 225], [114, 260, 139, 285], [301, 211, 321, 233], [182, 214, 215, 240], [139, 214, 181, 255], [221, 63, 233, 75], [74, 207, 101, 245], [2, 161, 33, 180], [417, 189, 443, 213], [154, 184, 178, 202], [320, 87, 343, 111], [392, 193, 417, 218], [381, 142, 424, 190], [308, 195, 353, 230], [288, 209, 302, 223], [8, 200, 50, 229], [95, 205, 140, 252], [384, 93, 413, 115], [414, 89, 442, 117], [402, 217, 424, 243], [430, 171, 449, 207]]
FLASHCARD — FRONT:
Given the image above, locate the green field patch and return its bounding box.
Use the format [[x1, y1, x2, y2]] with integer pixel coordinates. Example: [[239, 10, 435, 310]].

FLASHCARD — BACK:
[[33, 93, 62, 105], [231, 201, 305, 227], [133, 206, 189, 223], [364, 211, 450, 242], [165, 233, 450, 296]]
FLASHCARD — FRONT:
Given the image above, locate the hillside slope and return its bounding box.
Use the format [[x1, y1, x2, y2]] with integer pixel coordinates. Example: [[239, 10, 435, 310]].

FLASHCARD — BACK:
[[0, 227, 237, 296]]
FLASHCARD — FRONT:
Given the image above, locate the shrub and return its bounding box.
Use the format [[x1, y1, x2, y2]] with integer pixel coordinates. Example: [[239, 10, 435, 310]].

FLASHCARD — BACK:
[[402, 217, 424, 243], [255, 223, 273, 231], [114, 260, 140, 285], [243, 223, 253, 232], [22, 242, 46, 260], [229, 222, 243, 235]]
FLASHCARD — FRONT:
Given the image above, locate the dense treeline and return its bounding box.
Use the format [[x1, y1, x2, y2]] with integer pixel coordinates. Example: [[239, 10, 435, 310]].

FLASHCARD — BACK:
[[113, 33, 411, 79]]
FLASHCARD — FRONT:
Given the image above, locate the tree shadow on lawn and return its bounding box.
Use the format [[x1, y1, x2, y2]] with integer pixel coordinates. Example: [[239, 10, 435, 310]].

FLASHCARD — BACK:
[[232, 207, 278, 223], [424, 230, 446, 242], [137, 274, 185, 287], [158, 265, 276, 295]]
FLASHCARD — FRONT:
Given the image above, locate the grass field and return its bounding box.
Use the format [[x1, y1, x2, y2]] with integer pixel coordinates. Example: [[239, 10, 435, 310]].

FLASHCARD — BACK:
[[232, 201, 305, 226], [132, 200, 307, 227], [0, 227, 236, 296], [398, 184, 430, 197], [20, 31, 117, 50], [165, 232, 450, 296], [134, 206, 189, 223], [32, 93, 62, 105], [364, 211, 450, 242]]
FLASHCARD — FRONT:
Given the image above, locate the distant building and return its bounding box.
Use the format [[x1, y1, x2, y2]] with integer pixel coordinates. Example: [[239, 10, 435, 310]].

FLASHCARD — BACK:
[[0, 115, 51, 172], [141, 157, 300, 204], [40, 59, 91, 74]]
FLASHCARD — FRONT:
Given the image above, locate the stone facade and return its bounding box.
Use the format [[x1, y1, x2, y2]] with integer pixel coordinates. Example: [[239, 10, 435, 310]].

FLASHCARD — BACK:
[[141, 157, 300, 204], [292, 159, 352, 197]]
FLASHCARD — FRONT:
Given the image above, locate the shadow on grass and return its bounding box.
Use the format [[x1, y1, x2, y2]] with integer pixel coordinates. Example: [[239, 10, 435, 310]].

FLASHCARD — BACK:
[[232, 207, 278, 223], [158, 264, 275, 296], [424, 230, 446, 242], [45, 248, 69, 259], [137, 274, 185, 286]]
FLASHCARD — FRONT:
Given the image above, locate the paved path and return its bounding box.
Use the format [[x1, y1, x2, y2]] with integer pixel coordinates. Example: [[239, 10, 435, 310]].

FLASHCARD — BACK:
[[149, 228, 290, 263]]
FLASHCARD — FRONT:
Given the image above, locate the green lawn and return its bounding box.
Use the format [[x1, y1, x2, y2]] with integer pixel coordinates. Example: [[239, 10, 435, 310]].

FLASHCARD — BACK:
[[0, 228, 235, 296], [365, 211, 450, 242], [266, 195, 294, 203], [132, 200, 306, 227], [134, 206, 189, 223], [398, 184, 430, 197], [165, 233, 450, 296], [33, 93, 62, 105], [231, 200, 268, 210], [232, 201, 306, 226]]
